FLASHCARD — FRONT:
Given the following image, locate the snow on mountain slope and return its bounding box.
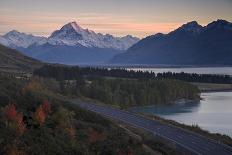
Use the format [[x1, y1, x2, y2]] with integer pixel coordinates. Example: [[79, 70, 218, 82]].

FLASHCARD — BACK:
[[48, 21, 140, 50], [0, 22, 140, 51], [0, 36, 10, 47], [2, 30, 47, 48]]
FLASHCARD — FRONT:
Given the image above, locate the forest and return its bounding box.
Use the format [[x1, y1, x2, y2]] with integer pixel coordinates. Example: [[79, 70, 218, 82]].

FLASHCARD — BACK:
[[33, 65, 200, 108], [61, 78, 200, 108], [34, 65, 232, 84]]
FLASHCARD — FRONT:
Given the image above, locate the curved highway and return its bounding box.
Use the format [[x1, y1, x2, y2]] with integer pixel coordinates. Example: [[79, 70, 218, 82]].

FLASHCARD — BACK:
[[73, 101, 232, 155]]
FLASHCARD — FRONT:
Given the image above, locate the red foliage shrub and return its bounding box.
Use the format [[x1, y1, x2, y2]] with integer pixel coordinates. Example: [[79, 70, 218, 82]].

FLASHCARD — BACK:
[[42, 100, 51, 114], [2, 104, 26, 136], [3, 104, 17, 121], [34, 105, 46, 125]]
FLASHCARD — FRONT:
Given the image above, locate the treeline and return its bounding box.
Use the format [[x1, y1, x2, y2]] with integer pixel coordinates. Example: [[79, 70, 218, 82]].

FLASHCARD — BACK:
[[33, 65, 156, 80], [34, 65, 232, 84], [59, 77, 200, 108], [156, 72, 232, 84]]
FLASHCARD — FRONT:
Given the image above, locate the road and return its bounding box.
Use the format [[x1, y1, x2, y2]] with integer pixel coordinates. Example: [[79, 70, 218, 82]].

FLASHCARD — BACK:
[[72, 101, 232, 155]]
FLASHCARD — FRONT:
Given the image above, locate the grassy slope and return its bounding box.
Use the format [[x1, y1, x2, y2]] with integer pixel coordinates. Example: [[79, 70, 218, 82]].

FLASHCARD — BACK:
[[0, 44, 43, 72]]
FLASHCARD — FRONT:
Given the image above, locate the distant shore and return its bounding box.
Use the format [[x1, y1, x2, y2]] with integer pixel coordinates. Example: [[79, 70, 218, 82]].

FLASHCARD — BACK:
[[76, 63, 232, 69], [192, 82, 232, 92]]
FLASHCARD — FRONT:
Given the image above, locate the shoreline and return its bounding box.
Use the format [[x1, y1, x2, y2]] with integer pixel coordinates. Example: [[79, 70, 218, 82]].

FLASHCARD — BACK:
[[192, 82, 232, 93], [201, 89, 232, 93]]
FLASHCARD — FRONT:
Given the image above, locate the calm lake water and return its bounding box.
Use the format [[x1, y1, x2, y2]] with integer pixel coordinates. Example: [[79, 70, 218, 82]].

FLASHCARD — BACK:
[[131, 91, 232, 137], [128, 67, 232, 75]]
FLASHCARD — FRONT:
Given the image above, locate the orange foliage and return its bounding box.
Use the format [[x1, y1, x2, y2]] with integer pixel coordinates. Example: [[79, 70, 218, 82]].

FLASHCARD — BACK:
[[88, 128, 105, 144], [15, 113, 26, 136], [3, 104, 17, 121], [42, 100, 51, 114], [2, 104, 26, 136], [34, 105, 46, 125]]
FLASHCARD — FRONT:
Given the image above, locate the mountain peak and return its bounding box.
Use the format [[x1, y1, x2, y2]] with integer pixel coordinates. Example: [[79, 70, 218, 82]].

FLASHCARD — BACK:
[[48, 21, 139, 50], [4, 30, 22, 37], [61, 21, 83, 32], [179, 21, 203, 34], [206, 19, 232, 30]]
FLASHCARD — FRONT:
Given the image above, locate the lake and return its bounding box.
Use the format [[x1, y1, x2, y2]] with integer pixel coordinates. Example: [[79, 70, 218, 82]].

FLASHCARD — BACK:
[[130, 91, 232, 137], [127, 67, 232, 75]]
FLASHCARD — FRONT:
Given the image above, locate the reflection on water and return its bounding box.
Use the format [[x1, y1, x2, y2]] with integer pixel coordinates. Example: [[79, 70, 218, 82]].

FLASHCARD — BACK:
[[131, 102, 200, 115], [131, 92, 232, 137]]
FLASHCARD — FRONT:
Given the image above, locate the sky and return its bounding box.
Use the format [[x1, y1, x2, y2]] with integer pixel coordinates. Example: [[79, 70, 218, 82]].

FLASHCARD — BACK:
[[0, 0, 232, 38]]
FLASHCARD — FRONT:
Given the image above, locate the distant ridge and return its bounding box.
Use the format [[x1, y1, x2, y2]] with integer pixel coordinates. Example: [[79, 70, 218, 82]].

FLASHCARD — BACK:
[[0, 44, 42, 72], [110, 19, 232, 66]]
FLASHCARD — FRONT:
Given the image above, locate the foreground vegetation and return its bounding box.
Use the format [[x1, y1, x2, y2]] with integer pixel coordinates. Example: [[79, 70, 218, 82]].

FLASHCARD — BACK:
[[2, 64, 231, 155], [0, 75, 152, 155]]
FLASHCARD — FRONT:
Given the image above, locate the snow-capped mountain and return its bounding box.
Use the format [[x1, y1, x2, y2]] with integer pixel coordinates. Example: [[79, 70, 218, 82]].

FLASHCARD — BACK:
[[0, 21, 139, 51], [0, 21, 140, 64], [2, 30, 47, 48], [48, 21, 140, 50], [0, 36, 10, 47]]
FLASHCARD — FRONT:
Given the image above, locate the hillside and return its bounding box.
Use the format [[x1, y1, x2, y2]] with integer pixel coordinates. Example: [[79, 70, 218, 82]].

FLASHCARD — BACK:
[[0, 44, 42, 72], [110, 20, 232, 66]]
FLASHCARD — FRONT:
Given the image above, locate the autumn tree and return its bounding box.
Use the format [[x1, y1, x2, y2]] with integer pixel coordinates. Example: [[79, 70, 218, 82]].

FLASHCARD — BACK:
[[2, 104, 25, 136], [3, 104, 17, 121], [34, 105, 46, 125]]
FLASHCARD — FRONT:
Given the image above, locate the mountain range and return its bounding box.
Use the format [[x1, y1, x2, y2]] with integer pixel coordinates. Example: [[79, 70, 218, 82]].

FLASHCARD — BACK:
[[1, 19, 232, 66], [0, 21, 139, 64], [111, 19, 232, 66]]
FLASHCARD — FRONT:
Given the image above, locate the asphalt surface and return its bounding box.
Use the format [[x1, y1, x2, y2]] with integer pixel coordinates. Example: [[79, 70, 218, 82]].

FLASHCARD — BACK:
[[73, 101, 232, 155]]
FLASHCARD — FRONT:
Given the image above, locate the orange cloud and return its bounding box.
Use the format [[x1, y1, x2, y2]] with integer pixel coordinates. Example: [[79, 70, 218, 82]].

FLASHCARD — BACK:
[[0, 12, 183, 38]]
